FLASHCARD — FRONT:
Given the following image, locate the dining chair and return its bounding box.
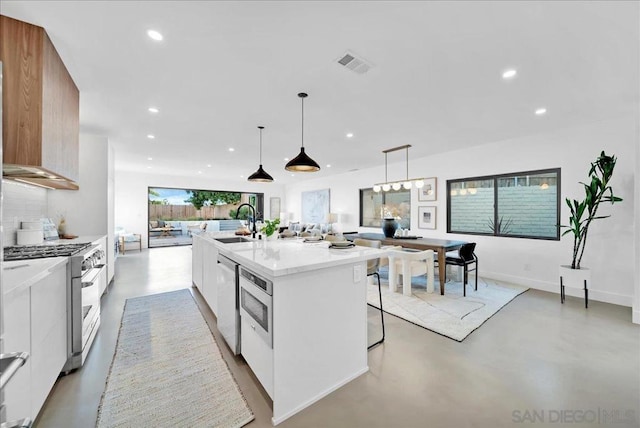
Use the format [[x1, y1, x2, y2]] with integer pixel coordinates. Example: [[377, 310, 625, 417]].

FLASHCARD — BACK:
[[387, 249, 435, 296], [353, 238, 385, 349], [445, 242, 478, 296]]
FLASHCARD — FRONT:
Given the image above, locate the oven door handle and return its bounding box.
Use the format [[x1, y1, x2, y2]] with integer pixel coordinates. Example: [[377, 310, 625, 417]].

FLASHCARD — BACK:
[[81, 266, 105, 288]]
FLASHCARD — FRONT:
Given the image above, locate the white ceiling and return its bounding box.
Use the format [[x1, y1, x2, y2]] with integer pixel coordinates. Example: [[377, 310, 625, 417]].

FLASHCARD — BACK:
[[2, 1, 638, 184]]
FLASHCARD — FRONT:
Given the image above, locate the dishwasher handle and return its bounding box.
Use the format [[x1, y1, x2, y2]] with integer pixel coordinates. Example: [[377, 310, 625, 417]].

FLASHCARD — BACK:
[[0, 352, 29, 391], [217, 254, 238, 271]]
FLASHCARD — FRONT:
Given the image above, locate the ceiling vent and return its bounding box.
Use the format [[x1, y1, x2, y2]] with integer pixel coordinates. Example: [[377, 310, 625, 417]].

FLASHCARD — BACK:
[[336, 51, 373, 75]]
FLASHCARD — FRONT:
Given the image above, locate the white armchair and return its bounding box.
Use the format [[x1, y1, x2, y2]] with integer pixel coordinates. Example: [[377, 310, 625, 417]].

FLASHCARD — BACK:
[[388, 249, 435, 296]]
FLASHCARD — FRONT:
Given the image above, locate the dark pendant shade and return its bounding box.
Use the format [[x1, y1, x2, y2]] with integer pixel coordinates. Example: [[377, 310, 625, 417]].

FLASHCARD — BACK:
[[248, 125, 273, 182], [285, 147, 320, 172], [248, 164, 274, 182]]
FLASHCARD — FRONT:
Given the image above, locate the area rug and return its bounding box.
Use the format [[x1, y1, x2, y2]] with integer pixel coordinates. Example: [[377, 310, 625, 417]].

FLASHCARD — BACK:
[[96, 289, 254, 428], [367, 272, 528, 342]]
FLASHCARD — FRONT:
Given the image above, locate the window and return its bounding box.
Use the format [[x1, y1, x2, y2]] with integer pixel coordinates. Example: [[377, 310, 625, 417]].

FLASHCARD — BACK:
[[360, 188, 411, 228], [447, 169, 560, 240]]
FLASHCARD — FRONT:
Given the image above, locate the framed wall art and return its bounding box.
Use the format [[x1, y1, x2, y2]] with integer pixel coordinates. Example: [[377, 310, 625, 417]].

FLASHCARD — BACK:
[[301, 188, 330, 223], [418, 206, 436, 229], [418, 177, 437, 201]]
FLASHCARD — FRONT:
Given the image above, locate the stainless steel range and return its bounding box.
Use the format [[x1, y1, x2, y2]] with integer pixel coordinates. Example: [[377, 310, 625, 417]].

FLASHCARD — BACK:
[[3, 242, 106, 373]]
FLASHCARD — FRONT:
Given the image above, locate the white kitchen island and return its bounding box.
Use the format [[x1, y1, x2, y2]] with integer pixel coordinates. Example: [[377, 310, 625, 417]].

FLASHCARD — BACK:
[[193, 233, 386, 425]]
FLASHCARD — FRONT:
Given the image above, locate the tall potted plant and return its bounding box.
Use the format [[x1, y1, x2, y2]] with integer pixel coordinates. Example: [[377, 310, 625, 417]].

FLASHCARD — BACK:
[[560, 151, 622, 302]]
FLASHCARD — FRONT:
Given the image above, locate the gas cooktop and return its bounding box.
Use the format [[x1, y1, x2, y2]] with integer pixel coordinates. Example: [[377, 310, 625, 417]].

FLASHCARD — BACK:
[[3, 243, 92, 261]]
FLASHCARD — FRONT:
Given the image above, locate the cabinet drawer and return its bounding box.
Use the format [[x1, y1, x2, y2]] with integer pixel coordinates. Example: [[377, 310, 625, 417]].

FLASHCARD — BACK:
[[241, 316, 273, 398], [3, 287, 32, 421]]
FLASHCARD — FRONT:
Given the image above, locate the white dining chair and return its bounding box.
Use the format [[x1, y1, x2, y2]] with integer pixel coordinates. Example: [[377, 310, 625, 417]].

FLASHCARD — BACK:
[[388, 249, 435, 296]]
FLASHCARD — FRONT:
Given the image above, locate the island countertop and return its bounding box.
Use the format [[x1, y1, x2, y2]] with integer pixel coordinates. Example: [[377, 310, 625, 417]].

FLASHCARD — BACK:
[[199, 232, 386, 278]]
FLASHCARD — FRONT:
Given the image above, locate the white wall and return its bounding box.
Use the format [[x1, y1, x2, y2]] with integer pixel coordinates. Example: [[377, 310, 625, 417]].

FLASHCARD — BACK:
[[285, 115, 638, 310], [48, 134, 116, 282], [114, 170, 285, 248]]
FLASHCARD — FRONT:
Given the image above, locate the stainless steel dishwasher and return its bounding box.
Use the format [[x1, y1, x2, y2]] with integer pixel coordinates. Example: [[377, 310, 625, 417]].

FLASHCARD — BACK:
[[216, 254, 240, 355]]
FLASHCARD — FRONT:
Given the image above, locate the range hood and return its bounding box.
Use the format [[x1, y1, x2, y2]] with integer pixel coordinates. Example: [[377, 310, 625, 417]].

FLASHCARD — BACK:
[[2, 165, 79, 190]]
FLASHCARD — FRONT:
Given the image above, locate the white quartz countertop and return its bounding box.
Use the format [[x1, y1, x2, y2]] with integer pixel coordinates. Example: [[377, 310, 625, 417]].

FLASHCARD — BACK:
[[2, 257, 68, 297], [199, 232, 386, 278]]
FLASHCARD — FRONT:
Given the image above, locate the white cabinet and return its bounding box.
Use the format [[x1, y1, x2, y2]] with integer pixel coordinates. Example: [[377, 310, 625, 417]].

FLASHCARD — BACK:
[[3, 261, 67, 421], [3, 286, 32, 421], [29, 262, 67, 418], [192, 235, 203, 288], [241, 316, 273, 398], [201, 239, 219, 315]]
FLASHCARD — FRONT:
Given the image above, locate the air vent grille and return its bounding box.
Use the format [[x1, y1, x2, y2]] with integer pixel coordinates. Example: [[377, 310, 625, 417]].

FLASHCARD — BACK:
[[336, 51, 372, 75]]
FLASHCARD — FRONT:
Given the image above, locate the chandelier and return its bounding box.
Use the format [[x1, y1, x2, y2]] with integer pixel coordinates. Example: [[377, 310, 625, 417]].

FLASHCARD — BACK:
[[373, 145, 425, 192]]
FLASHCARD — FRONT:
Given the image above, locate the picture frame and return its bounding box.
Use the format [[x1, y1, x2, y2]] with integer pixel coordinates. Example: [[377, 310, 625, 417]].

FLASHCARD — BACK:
[[418, 177, 437, 201], [301, 188, 331, 223], [418, 206, 436, 229], [269, 197, 281, 220]]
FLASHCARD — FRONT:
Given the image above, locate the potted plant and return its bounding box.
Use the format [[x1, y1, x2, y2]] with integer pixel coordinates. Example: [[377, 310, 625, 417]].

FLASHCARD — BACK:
[[261, 218, 280, 240], [560, 151, 622, 299]]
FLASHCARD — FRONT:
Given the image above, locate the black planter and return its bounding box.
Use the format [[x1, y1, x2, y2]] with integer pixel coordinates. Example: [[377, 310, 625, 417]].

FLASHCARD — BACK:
[[382, 218, 397, 238]]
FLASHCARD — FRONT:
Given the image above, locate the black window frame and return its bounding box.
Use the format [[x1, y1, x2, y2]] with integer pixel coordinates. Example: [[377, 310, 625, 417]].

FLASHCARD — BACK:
[[446, 168, 561, 240]]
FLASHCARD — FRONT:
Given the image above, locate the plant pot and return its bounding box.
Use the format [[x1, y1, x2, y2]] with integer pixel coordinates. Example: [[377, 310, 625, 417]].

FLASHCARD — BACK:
[[382, 218, 397, 238], [265, 233, 278, 241], [559, 265, 591, 307]]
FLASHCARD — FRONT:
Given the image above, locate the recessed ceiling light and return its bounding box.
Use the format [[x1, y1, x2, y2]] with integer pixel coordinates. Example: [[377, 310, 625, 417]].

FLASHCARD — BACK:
[[147, 157, 153, 161], [148, 107, 159, 114], [284, 157, 289, 161], [535, 107, 547, 115], [147, 134, 155, 139], [229, 148, 235, 152], [502, 69, 517, 79], [346, 133, 354, 138], [326, 164, 332, 168], [147, 29, 163, 41], [207, 164, 212, 168], [198, 171, 202, 174], [290, 174, 295, 177], [147, 166, 152, 169], [240, 175, 244, 178]]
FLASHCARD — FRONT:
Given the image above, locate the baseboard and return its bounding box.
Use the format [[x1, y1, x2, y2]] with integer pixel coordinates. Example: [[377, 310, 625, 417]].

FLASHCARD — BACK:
[[271, 366, 369, 426], [481, 271, 633, 307]]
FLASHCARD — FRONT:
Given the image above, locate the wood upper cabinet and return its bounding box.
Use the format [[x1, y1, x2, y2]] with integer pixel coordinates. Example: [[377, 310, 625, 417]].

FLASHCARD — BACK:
[[1, 15, 79, 189]]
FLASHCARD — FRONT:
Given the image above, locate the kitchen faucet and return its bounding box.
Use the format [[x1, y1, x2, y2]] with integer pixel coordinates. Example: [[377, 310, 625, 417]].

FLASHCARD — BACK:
[[235, 203, 257, 238]]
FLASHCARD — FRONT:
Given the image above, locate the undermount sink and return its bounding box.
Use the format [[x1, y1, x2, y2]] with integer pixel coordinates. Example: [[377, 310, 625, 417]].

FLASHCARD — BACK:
[[215, 237, 251, 244]]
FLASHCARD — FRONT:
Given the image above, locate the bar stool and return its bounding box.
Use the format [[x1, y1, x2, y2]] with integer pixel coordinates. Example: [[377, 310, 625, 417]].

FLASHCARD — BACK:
[[353, 238, 385, 350]]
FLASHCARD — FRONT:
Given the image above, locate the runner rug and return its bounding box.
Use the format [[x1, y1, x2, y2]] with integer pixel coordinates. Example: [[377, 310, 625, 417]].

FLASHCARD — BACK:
[[96, 289, 254, 428]]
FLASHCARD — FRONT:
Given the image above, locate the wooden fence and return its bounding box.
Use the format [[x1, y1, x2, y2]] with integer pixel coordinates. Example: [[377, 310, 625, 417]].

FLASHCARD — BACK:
[[149, 204, 241, 220]]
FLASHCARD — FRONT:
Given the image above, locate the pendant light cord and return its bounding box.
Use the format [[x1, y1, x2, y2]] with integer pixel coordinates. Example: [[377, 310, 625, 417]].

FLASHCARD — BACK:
[[258, 126, 264, 164], [385, 153, 388, 182], [301, 96, 305, 148], [406, 146, 409, 180]]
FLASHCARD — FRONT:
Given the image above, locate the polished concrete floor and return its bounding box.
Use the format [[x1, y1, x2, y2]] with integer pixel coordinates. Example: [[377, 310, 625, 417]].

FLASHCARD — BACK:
[[34, 246, 639, 428]]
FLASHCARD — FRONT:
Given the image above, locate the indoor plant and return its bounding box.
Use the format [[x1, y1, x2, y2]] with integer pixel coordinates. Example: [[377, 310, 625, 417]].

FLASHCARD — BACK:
[[562, 151, 622, 270], [261, 218, 280, 240]]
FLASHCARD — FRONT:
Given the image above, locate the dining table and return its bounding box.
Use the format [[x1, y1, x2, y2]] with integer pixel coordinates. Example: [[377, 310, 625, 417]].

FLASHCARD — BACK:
[[345, 233, 468, 295]]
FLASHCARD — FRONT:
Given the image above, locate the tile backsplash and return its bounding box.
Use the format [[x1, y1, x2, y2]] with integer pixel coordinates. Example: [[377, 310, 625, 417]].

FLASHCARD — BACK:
[[2, 179, 48, 246]]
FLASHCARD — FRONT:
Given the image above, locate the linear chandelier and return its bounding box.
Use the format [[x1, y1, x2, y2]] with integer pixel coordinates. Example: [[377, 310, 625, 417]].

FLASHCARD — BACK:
[[373, 144, 425, 192]]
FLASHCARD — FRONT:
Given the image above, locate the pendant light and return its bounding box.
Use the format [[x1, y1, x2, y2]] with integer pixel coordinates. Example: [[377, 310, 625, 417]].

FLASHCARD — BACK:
[[247, 126, 274, 182], [373, 145, 425, 192], [285, 92, 320, 172]]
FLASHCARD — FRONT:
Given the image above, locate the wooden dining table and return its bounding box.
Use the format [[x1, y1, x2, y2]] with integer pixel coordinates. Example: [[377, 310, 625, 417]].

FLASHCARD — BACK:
[[345, 233, 467, 295]]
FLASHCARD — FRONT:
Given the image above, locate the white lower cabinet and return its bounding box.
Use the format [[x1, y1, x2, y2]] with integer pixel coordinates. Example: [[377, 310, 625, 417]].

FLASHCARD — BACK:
[[201, 240, 218, 315], [2, 261, 68, 421], [241, 316, 273, 398], [3, 286, 31, 421], [30, 264, 68, 418], [192, 236, 203, 288]]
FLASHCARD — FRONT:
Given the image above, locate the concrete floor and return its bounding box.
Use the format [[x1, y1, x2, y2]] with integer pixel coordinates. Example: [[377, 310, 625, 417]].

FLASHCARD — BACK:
[[34, 246, 639, 428]]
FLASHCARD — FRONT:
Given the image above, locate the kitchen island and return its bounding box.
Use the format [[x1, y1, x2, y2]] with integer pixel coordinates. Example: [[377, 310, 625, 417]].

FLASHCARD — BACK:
[[193, 233, 386, 425]]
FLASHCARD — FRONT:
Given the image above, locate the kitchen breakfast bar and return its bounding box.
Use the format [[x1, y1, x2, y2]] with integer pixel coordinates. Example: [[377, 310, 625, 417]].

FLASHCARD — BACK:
[[192, 233, 386, 425]]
